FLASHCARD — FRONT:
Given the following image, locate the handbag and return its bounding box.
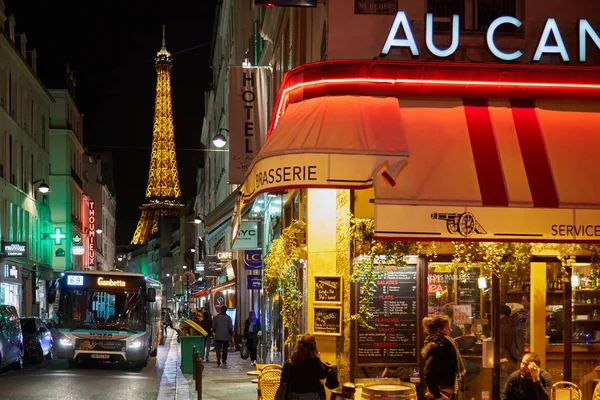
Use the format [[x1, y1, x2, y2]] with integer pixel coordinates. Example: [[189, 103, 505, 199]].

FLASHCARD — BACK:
[[274, 363, 290, 400], [323, 362, 339, 390], [241, 342, 250, 360]]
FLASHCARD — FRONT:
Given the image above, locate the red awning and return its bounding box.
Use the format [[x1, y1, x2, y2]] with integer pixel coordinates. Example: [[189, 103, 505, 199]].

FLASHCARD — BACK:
[[209, 279, 236, 293], [191, 289, 207, 299], [233, 61, 600, 244]]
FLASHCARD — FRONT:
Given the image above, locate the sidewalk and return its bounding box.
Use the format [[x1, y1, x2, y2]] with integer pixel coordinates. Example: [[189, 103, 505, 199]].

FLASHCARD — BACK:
[[179, 343, 259, 400]]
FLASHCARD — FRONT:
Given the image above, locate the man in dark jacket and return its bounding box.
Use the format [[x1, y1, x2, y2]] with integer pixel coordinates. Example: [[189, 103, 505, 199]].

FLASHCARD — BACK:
[[212, 305, 233, 366], [502, 352, 551, 400], [243, 311, 262, 365]]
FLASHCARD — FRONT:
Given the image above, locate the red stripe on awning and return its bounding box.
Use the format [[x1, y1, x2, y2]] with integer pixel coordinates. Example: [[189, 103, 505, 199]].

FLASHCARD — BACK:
[[463, 98, 508, 207], [510, 99, 559, 208]]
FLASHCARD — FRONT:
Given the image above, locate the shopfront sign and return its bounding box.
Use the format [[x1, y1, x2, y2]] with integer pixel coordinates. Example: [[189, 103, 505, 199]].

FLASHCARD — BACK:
[[355, 0, 397, 15], [243, 249, 263, 270], [88, 201, 96, 267], [375, 205, 600, 242], [247, 275, 262, 290], [97, 277, 126, 287], [4, 265, 19, 280], [71, 245, 85, 255], [2, 242, 26, 257], [228, 66, 270, 184], [232, 221, 258, 250], [217, 251, 233, 261], [382, 11, 600, 62]]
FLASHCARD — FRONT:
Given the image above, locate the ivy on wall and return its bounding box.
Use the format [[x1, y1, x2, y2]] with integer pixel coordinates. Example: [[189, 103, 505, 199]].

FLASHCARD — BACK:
[[263, 220, 306, 344]]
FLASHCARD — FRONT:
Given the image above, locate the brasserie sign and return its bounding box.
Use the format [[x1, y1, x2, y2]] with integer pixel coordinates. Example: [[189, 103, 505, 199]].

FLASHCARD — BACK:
[[382, 12, 600, 62]]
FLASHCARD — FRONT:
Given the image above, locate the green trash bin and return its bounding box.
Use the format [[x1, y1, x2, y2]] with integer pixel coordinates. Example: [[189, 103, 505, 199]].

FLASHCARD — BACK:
[[180, 335, 205, 374]]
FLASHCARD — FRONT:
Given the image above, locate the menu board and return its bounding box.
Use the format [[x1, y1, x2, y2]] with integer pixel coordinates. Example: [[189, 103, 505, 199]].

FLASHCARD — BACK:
[[314, 307, 342, 336], [457, 267, 480, 318], [314, 276, 343, 303], [356, 265, 418, 365]]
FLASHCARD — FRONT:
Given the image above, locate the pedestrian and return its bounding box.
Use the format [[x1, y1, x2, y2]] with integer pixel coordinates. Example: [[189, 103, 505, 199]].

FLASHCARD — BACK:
[[421, 315, 466, 400], [211, 305, 233, 366], [500, 304, 519, 392], [162, 308, 173, 337], [199, 311, 213, 362], [502, 352, 551, 400], [243, 310, 262, 366], [279, 333, 331, 400]]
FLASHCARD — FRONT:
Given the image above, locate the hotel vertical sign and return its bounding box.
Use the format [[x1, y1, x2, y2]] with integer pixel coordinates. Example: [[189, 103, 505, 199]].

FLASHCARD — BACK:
[[228, 66, 270, 184], [88, 201, 96, 267]]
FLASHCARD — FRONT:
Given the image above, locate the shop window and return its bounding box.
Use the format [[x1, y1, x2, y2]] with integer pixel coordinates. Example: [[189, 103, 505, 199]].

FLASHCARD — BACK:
[[428, 0, 518, 31]]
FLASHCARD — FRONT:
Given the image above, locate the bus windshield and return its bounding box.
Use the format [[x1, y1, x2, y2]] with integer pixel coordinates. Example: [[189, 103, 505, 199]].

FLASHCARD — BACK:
[[58, 288, 146, 332]]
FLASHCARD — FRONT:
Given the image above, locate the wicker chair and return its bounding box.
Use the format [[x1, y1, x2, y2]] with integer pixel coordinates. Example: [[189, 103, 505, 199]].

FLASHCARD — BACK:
[[552, 381, 582, 400], [257, 368, 282, 400]]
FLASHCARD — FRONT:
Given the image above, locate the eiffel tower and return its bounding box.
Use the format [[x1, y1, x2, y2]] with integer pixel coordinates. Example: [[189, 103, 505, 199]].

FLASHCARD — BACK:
[[131, 26, 182, 245]]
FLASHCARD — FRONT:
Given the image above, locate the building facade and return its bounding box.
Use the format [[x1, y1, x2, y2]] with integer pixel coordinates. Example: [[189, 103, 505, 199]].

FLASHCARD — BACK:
[[48, 88, 86, 272], [206, 1, 600, 399], [0, 7, 54, 317], [83, 153, 117, 271]]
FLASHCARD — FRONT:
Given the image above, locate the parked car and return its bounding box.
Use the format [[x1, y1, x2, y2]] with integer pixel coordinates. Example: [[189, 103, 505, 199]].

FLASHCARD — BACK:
[[0, 305, 24, 370], [19, 317, 53, 364]]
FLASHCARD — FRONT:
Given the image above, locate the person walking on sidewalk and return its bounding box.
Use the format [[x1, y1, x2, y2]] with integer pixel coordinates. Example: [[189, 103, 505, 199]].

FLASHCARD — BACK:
[[502, 352, 551, 400], [212, 305, 233, 366], [243, 310, 262, 366], [199, 311, 213, 362], [422, 315, 466, 400]]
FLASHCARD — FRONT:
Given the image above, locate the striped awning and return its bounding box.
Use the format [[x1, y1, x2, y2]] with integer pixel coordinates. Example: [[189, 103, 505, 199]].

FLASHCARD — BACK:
[[232, 60, 600, 244]]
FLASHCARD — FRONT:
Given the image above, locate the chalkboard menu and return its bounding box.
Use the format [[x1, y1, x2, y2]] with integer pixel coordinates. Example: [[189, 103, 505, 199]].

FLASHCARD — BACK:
[[356, 265, 418, 366], [314, 307, 342, 336], [457, 267, 480, 318], [314, 276, 343, 304]]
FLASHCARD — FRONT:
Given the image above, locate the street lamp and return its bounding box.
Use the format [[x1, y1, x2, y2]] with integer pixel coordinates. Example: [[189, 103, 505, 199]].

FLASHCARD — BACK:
[[212, 128, 229, 148], [95, 227, 103, 234], [32, 179, 50, 193], [194, 215, 203, 224]]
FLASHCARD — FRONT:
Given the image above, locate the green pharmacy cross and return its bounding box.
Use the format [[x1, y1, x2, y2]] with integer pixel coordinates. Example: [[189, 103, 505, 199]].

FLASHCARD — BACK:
[[51, 228, 67, 245]]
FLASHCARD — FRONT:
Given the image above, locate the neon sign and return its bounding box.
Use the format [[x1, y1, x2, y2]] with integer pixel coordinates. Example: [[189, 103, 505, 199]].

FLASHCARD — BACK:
[[382, 12, 600, 63], [97, 277, 126, 287], [51, 228, 66, 245], [89, 201, 96, 267]]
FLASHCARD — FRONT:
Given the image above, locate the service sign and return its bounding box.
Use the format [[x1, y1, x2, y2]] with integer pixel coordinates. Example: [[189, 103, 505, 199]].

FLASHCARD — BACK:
[[374, 204, 600, 242], [63, 274, 140, 289], [2, 242, 26, 257], [244, 249, 263, 270]]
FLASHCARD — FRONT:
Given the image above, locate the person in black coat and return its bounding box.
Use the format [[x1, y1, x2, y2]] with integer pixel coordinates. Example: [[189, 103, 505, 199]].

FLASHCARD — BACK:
[[502, 352, 551, 400], [422, 315, 466, 400], [242, 310, 262, 365]]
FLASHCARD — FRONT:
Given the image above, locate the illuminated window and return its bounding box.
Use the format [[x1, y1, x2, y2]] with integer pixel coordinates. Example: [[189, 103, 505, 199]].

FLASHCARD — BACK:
[[428, 0, 518, 31]]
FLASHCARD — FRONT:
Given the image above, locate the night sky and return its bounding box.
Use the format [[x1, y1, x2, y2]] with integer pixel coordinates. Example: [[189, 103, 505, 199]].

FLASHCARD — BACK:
[[6, 0, 217, 244]]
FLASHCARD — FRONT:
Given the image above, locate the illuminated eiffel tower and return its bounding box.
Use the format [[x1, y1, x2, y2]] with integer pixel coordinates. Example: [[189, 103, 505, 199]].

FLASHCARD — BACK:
[[131, 26, 182, 245]]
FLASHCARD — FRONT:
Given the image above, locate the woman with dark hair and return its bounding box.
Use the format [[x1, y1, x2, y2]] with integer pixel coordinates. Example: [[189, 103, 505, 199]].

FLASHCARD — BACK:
[[199, 311, 213, 362], [280, 333, 329, 400], [422, 315, 466, 400]]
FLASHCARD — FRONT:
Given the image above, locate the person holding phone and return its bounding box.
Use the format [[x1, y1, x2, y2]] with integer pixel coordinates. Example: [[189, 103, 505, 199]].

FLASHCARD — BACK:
[[502, 352, 552, 400]]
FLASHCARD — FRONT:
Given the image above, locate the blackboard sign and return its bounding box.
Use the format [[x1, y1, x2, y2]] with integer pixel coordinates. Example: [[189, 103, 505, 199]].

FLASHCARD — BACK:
[[356, 265, 418, 366], [314, 276, 343, 304], [314, 307, 342, 336], [457, 267, 480, 318]]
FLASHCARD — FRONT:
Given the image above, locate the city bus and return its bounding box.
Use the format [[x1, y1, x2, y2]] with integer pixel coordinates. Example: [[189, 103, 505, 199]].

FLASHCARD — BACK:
[[48, 271, 162, 368]]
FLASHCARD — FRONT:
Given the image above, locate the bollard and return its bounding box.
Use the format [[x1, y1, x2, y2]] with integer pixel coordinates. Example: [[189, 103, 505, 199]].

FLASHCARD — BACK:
[[192, 346, 197, 381], [196, 358, 204, 399]]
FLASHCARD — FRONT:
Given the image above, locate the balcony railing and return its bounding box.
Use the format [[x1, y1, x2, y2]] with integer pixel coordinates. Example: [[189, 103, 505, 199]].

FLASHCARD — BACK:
[[428, 0, 518, 32], [71, 169, 83, 189]]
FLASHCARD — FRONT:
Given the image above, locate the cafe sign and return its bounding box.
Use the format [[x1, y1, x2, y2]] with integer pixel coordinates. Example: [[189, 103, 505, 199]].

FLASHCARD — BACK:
[[375, 204, 600, 242], [2, 242, 26, 257], [382, 12, 600, 62]]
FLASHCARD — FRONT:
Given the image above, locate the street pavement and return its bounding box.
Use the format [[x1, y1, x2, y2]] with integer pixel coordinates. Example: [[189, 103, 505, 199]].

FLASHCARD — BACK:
[[0, 329, 263, 400], [180, 338, 259, 400], [0, 330, 181, 400]]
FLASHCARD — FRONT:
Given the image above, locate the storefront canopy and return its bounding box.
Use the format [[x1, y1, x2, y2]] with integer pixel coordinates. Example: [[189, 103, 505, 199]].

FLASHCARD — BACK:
[[233, 61, 600, 244]]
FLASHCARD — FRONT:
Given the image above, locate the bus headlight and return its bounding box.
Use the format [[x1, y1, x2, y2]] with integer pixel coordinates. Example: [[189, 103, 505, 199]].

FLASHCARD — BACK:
[[128, 339, 143, 349], [59, 338, 73, 347]]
